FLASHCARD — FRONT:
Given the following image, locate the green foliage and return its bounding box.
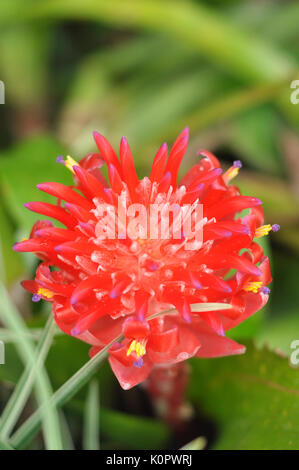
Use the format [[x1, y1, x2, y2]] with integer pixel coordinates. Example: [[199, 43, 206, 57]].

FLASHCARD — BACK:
[[189, 342, 299, 450], [100, 408, 170, 450], [0, 136, 71, 232]]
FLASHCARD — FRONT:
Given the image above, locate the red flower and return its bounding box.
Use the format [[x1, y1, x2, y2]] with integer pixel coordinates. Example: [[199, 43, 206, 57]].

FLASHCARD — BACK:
[[14, 129, 279, 389]]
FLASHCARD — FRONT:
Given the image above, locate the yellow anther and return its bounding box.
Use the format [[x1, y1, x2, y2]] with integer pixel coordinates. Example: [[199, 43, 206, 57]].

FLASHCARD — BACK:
[[65, 155, 79, 174], [37, 287, 54, 299], [126, 339, 146, 358], [223, 161, 242, 184], [126, 340, 136, 357], [243, 281, 263, 293], [139, 343, 146, 356], [223, 167, 239, 183], [21, 237, 28, 241], [254, 224, 273, 239]]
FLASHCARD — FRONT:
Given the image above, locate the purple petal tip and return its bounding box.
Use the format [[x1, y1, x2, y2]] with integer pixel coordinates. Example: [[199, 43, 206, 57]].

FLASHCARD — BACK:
[[71, 327, 80, 337]]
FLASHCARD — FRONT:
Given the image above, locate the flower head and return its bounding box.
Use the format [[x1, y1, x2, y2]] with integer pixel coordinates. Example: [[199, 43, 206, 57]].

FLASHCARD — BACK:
[[14, 129, 278, 389]]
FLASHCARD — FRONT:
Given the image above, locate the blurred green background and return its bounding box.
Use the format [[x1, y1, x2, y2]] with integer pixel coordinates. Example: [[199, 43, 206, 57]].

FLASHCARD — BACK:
[[0, 0, 299, 450]]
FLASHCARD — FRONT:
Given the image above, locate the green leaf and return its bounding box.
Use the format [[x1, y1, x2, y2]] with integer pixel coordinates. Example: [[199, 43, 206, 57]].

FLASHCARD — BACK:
[[0, 440, 14, 450], [10, 334, 119, 449], [100, 408, 170, 450], [0, 24, 51, 107], [0, 0, 295, 83], [0, 284, 63, 450], [256, 312, 298, 358], [0, 135, 71, 232], [0, 203, 24, 284], [46, 334, 90, 389], [188, 341, 299, 450], [0, 316, 56, 440], [229, 106, 284, 175], [83, 380, 100, 450], [0, 342, 23, 384], [238, 173, 299, 224], [180, 436, 206, 450]]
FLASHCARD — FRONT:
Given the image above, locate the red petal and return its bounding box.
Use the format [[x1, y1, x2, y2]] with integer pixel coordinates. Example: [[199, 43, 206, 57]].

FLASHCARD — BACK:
[[37, 182, 92, 210], [108, 163, 123, 194], [147, 326, 179, 353], [148, 320, 200, 364], [206, 196, 262, 220], [71, 274, 111, 305], [120, 137, 139, 195], [73, 165, 107, 201], [13, 239, 54, 253], [149, 143, 168, 183], [93, 132, 122, 175], [122, 316, 150, 339], [193, 321, 245, 357], [24, 202, 77, 229], [109, 355, 152, 390], [35, 227, 78, 243], [65, 202, 95, 223], [164, 129, 189, 187], [188, 168, 222, 190], [221, 291, 268, 330]]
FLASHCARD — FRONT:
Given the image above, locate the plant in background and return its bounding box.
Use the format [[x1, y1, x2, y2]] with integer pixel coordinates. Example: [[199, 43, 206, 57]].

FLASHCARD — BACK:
[[13, 129, 278, 406]]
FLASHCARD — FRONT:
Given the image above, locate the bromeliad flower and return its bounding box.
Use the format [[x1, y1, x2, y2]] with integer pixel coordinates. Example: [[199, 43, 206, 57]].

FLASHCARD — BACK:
[[14, 129, 279, 390]]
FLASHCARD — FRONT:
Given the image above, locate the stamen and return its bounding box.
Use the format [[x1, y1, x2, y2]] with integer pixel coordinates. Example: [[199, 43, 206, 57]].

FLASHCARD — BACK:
[[32, 293, 41, 302], [126, 339, 136, 356], [126, 339, 147, 358], [223, 160, 242, 183], [56, 155, 65, 164], [65, 155, 79, 174], [255, 224, 280, 239], [133, 358, 144, 368], [243, 281, 262, 293], [37, 287, 54, 299], [261, 286, 270, 295]]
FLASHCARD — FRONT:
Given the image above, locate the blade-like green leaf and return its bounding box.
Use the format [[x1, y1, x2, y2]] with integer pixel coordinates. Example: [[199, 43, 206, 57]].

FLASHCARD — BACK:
[[180, 436, 206, 450], [0, 0, 295, 83], [0, 284, 63, 450], [0, 315, 57, 440], [10, 336, 119, 449], [0, 440, 14, 450], [83, 380, 100, 450]]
